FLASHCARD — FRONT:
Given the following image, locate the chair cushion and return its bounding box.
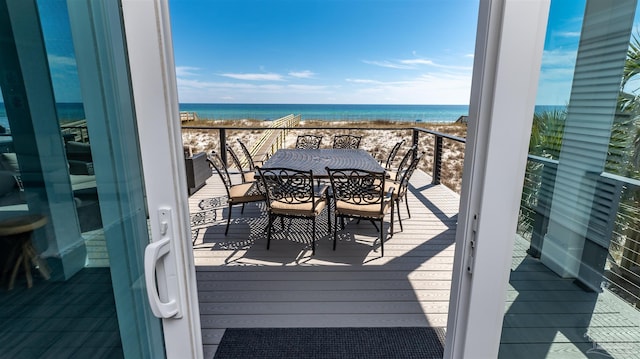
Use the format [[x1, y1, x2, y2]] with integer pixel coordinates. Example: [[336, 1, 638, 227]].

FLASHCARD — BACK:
[[387, 170, 401, 182], [271, 198, 326, 216], [228, 183, 264, 203], [384, 182, 402, 199], [335, 200, 391, 219], [243, 171, 255, 183]]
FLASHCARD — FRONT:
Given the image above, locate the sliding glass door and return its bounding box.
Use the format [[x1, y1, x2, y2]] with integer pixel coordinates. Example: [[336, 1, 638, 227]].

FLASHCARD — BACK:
[[0, 0, 201, 357]]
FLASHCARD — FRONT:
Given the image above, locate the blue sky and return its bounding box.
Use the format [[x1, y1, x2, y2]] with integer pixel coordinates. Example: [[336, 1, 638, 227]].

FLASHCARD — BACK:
[[1, 0, 637, 107], [169, 0, 480, 105]]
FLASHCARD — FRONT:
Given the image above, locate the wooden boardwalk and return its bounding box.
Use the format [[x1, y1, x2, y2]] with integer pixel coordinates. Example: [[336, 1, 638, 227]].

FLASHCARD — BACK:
[[189, 169, 459, 357]]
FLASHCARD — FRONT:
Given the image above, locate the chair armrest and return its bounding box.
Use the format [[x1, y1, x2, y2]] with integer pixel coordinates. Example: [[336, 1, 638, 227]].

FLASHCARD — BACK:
[[385, 186, 395, 199], [315, 184, 330, 198]]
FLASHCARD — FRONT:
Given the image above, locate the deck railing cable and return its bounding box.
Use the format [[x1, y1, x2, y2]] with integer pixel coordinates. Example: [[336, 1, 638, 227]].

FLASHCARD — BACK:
[[181, 124, 466, 187]]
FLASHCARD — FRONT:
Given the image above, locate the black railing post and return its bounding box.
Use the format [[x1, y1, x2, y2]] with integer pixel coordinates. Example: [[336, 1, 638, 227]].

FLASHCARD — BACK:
[[432, 135, 443, 185], [412, 128, 419, 153], [219, 128, 227, 166]]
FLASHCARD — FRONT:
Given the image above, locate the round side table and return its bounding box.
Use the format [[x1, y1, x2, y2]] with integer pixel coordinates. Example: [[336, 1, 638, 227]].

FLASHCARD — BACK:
[[0, 214, 49, 290]]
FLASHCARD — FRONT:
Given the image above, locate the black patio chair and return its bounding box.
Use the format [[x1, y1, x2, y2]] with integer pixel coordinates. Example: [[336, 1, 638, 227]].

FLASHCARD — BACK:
[[333, 134, 362, 149], [326, 167, 394, 256], [256, 167, 330, 254], [388, 145, 418, 182], [383, 139, 406, 169], [226, 143, 254, 183], [207, 151, 265, 235], [386, 151, 425, 231], [295, 135, 323, 149], [237, 139, 264, 170]]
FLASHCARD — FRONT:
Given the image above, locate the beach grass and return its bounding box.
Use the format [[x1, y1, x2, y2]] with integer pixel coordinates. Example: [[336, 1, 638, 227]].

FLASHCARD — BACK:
[[182, 119, 466, 192]]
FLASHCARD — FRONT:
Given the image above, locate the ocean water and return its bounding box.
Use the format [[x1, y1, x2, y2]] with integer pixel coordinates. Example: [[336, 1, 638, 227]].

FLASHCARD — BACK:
[[0, 102, 566, 131], [179, 103, 470, 123]]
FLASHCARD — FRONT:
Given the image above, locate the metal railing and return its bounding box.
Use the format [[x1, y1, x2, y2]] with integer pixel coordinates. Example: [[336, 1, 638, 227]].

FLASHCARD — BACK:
[[181, 124, 466, 187], [518, 154, 640, 307]]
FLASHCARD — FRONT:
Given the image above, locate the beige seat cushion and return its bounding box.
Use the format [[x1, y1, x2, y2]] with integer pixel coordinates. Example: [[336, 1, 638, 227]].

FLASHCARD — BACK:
[[335, 200, 391, 219], [384, 182, 401, 199], [271, 198, 326, 216], [229, 183, 264, 203], [243, 171, 255, 183]]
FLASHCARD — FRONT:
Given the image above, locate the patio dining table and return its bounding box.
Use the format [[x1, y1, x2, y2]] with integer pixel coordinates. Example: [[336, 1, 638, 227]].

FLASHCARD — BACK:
[[261, 149, 385, 177]]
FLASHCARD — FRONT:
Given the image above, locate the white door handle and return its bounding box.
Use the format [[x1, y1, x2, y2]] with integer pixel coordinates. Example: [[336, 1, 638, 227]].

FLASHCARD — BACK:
[[144, 236, 180, 318]]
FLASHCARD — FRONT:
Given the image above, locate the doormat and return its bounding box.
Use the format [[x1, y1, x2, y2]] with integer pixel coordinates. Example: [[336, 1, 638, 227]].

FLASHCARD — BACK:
[[213, 327, 446, 359]]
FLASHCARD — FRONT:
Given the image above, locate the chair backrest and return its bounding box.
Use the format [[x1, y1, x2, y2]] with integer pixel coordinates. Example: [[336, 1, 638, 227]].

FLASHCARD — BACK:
[[397, 151, 425, 197], [256, 167, 317, 210], [395, 145, 418, 177], [207, 151, 233, 195], [295, 135, 323, 149], [384, 139, 406, 169], [326, 167, 387, 214], [226, 144, 251, 183], [236, 139, 256, 170], [333, 135, 362, 149]]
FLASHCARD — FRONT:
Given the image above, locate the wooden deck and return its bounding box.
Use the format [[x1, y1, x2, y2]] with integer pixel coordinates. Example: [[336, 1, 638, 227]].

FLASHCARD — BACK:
[[190, 167, 640, 358], [501, 237, 640, 359], [189, 169, 459, 357]]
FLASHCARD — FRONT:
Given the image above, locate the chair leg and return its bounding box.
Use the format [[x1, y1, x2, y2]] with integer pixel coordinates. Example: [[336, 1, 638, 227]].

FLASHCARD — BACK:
[[326, 200, 331, 233], [391, 204, 395, 237], [241, 203, 246, 214], [380, 218, 384, 257], [405, 198, 411, 219], [225, 205, 232, 236], [369, 219, 379, 232], [397, 200, 403, 232], [333, 214, 339, 250], [389, 205, 395, 239], [266, 214, 273, 250], [312, 217, 316, 255]]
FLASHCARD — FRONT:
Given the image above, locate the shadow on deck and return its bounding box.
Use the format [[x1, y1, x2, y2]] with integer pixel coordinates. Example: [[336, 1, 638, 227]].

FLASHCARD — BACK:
[[190, 169, 640, 358], [189, 169, 458, 357]]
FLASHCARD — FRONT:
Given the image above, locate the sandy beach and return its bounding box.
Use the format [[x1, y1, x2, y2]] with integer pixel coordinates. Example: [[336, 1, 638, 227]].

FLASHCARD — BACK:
[[182, 119, 466, 192]]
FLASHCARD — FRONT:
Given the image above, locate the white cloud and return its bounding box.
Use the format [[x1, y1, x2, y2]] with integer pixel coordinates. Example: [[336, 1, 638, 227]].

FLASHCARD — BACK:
[[362, 60, 414, 69], [400, 59, 435, 66], [556, 31, 581, 38], [176, 62, 473, 104], [345, 78, 383, 84], [365, 57, 472, 71], [535, 49, 578, 105], [220, 73, 284, 81], [344, 71, 472, 104], [289, 70, 316, 79], [175, 66, 200, 77]]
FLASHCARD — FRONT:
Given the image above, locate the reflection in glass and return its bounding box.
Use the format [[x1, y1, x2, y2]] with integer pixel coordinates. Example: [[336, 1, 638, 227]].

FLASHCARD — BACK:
[[502, 0, 640, 358]]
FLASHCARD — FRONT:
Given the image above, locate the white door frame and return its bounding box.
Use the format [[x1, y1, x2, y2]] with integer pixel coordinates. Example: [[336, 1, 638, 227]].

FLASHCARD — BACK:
[[118, 0, 551, 357], [121, 1, 203, 358], [445, 0, 550, 358]]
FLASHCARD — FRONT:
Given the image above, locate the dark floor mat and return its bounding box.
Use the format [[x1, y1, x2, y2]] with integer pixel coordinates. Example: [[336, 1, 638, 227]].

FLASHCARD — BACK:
[[214, 327, 446, 359]]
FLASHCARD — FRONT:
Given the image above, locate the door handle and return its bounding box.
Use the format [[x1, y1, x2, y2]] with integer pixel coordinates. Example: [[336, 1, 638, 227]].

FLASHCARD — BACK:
[[144, 236, 181, 318]]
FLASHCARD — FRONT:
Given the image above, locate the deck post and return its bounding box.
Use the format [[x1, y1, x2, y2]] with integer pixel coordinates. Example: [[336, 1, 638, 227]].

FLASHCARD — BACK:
[[219, 128, 227, 166], [432, 135, 443, 185]]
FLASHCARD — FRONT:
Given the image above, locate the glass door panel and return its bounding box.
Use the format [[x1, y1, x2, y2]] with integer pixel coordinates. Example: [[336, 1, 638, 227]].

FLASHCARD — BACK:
[[0, 0, 164, 357], [501, 0, 640, 357]]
